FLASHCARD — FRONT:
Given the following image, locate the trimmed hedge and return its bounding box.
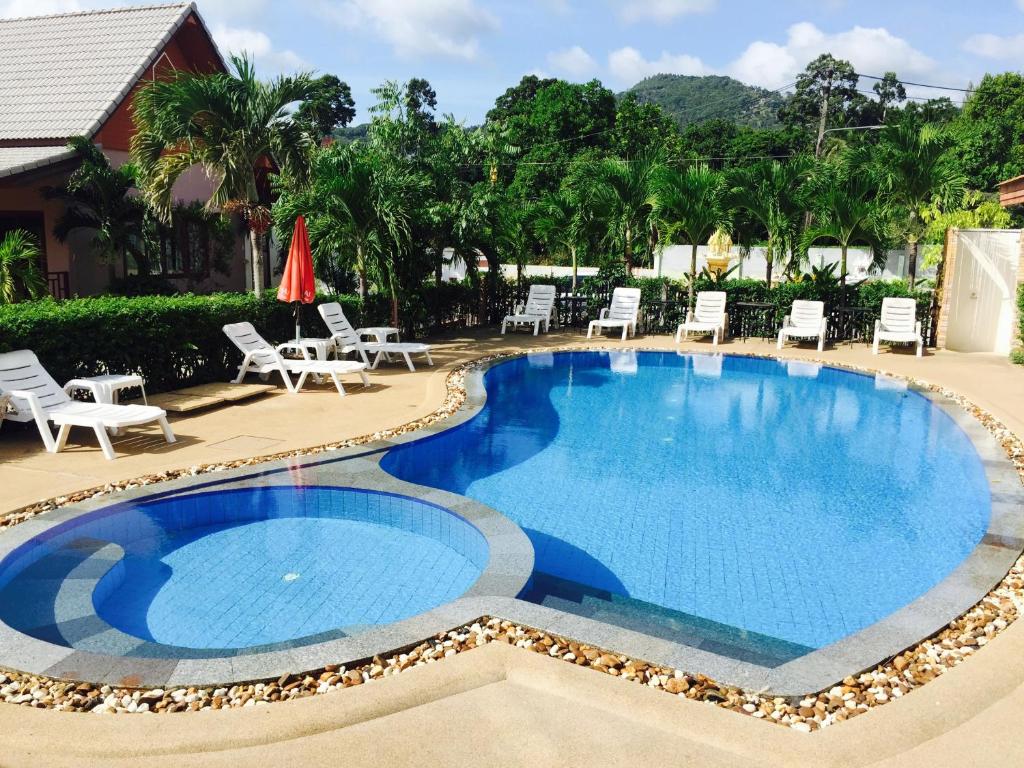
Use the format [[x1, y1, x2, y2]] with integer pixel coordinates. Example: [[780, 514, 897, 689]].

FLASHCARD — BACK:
[[0, 292, 365, 393], [0, 277, 936, 395]]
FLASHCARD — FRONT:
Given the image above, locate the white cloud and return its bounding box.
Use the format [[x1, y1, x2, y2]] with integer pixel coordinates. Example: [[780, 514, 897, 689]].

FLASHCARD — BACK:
[[608, 46, 708, 85], [211, 24, 308, 73], [962, 32, 1024, 62], [616, 0, 715, 23], [727, 22, 938, 89], [728, 41, 798, 89], [315, 0, 499, 60], [548, 45, 598, 78]]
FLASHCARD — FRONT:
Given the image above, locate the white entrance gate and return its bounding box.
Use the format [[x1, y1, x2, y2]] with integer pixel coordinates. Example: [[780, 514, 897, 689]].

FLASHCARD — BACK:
[[944, 229, 1021, 354]]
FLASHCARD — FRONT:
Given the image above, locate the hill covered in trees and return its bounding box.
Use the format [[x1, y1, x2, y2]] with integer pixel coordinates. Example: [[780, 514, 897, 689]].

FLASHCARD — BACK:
[[621, 74, 787, 129]]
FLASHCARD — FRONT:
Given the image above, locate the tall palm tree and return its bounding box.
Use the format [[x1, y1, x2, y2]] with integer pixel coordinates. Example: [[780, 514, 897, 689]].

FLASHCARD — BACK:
[[729, 157, 811, 286], [802, 154, 888, 286], [46, 136, 149, 274], [874, 118, 965, 286], [532, 189, 586, 292], [589, 150, 663, 275], [131, 54, 316, 294], [0, 230, 46, 304], [650, 163, 731, 308], [275, 141, 425, 326]]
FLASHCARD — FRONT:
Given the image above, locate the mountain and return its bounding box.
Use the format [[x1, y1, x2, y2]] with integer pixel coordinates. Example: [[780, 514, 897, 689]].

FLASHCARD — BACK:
[[621, 74, 787, 129]]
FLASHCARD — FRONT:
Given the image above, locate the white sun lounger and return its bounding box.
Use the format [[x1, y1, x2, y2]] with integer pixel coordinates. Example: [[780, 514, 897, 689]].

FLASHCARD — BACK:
[[317, 303, 433, 372], [777, 300, 827, 352], [502, 284, 557, 336], [223, 322, 369, 395], [676, 291, 728, 346], [873, 297, 923, 357], [587, 287, 642, 341], [0, 350, 175, 460]]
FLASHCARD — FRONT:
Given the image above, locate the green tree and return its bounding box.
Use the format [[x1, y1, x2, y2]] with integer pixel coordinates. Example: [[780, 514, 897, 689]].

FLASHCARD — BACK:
[[874, 118, 965, 285], [486, 76, 617, 201], [902, 97, 959, 126], [779, 54, 865, 157], [533, 189, 588, 291], [649, 163, 731, 307], [919, 190, 1011, 267], [131, 53, 316, 294], [950, 72, 1024, 191], [0, 230, 46, 304], [293, 74, 356, 140], [589, 150, 663, 274], [872, 71, 906, 123], [45, 136, 150, 274], [611, 94, 682, 159], [729, 156, 811, 284], [802, 152, 889, 285]]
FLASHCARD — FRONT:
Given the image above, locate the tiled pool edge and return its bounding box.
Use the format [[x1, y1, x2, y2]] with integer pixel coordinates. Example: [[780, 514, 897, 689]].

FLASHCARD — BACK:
[[0, 345, 1021, 732], [415, 352, 1024, 697], [0, 456, 534, 687]]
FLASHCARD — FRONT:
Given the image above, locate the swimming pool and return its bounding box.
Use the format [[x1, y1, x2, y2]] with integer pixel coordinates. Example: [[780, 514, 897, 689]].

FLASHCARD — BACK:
[[0, 486, 488, 653], [382, 351, 992, 661]]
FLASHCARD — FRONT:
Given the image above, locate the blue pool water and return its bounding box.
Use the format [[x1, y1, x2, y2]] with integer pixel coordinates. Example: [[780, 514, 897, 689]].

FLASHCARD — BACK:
[[0, 486, 486, 651], [382, 351, 991, 658]]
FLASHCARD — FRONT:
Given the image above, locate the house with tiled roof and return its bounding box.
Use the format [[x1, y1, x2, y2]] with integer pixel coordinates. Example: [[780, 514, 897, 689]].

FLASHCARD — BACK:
[[0, 3, 247, 297]]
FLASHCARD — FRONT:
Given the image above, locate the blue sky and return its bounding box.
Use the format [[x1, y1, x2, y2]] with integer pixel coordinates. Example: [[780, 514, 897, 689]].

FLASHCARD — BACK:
[[4, 0, 1024, 122]]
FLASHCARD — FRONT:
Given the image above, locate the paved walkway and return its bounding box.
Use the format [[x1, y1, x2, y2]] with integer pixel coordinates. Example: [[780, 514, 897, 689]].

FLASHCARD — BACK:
[[2, 327, 1023, 766]]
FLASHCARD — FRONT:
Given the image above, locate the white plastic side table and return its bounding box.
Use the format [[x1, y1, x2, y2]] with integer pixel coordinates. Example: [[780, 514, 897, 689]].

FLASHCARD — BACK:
[[64, 374, 148, 405]]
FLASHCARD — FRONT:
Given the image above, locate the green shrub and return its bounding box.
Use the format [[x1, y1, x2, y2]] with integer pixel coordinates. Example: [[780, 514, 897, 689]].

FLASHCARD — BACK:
[[1015, 284, 1024, 363], [0, 292, 364, 393]]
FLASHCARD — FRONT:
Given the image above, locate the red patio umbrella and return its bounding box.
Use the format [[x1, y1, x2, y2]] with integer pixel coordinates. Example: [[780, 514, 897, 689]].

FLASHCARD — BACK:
[[277, 215, 316, 343]]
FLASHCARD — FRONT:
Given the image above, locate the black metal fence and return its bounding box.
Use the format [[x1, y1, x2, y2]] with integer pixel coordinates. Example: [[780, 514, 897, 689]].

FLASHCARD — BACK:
[[507, 287, 937, 347]]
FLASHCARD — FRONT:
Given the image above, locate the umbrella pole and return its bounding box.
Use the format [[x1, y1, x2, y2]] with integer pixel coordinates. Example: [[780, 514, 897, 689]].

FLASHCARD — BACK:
[[294, 303, 301, 344]]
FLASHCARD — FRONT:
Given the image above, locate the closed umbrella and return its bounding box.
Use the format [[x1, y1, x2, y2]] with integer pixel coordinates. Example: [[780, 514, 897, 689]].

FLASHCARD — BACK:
[[277, 215, 316, 343]]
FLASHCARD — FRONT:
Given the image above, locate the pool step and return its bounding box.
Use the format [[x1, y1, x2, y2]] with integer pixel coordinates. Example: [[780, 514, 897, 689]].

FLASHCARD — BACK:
[[520, 571, 813, 668]]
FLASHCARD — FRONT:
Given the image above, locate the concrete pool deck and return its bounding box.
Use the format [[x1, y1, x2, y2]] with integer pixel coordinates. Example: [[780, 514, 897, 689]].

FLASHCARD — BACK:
[[2, 327, 1024, 766]]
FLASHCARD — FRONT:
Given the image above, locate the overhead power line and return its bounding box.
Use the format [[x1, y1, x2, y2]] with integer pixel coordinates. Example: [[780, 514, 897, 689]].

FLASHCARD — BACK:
[[854, 72, 973, 94]]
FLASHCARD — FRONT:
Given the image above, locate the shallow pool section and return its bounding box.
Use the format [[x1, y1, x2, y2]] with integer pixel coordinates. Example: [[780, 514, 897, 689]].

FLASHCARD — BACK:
[[0, 486, 487, 653], [382, 351, 992, 660]]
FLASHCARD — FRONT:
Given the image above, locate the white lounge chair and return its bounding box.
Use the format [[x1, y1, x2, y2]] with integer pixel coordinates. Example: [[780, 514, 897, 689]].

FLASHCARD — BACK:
[[223, 322, 369, 395], [587, 287, 642, 341], [502, 284, 557, 336], [873, 297, 923, 357], [0, 350, 175, 461], [777, 300, 827, 352], [318, 303, 433, 372], [676, 291, 728, 346], [691, 353, 724, 379]]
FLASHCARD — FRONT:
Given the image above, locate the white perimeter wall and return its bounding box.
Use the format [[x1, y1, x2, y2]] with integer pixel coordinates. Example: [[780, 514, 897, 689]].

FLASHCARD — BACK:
[[461, 245, 933, 283]]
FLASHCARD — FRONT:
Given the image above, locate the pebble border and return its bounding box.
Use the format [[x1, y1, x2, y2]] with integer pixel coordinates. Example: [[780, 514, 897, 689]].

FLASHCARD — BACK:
[[0, 346, 1021, 733]]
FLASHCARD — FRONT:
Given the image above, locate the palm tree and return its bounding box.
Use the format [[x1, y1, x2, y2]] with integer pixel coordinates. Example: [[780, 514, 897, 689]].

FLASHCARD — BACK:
[[275, 141, 426, 326], [802, 154, 888, 286], [532, 190, 585, 293], [131, 54, 316, 294], [729, 157, 811, 285], [45, 136, 149, 274], [0, 230, 46, 304], [874, 118, 965, 286], [589, 150, 663, 274], [650, 163, 731, 308]]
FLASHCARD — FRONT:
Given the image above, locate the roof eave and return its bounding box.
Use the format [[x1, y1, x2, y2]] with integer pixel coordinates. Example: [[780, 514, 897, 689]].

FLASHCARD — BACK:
[[81, 3, 227, 141]]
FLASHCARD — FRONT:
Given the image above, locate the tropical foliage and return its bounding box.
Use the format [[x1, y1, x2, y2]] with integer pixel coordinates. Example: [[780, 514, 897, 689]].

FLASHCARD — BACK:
[[93, 51, 1023, 332], [131, 53, 317, 293], [0, 230, 45, 304]]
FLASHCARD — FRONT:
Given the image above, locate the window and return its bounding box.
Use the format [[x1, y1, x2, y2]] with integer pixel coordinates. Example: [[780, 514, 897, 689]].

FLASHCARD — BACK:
[[160, 224, 183, 275]]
